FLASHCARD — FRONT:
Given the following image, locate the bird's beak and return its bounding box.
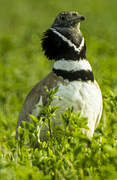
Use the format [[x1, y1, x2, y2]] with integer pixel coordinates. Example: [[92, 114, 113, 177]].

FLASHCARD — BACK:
[[79, 16, 85, 21], [70, 15, 85, 27], [74, 15, 85, 22]]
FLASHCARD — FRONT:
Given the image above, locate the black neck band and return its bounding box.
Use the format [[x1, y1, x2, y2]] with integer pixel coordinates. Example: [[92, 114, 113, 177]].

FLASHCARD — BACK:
[[53, 68, 94, 82]]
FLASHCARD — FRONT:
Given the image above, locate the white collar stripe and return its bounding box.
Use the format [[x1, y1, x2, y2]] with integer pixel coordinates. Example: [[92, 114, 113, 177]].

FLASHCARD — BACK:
[[50, 28, 84, 54], [53, 59, 92, 72]]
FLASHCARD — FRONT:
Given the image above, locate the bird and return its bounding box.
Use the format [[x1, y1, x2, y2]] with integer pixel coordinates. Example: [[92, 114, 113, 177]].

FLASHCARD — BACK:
[[16, 11, 103, 139]]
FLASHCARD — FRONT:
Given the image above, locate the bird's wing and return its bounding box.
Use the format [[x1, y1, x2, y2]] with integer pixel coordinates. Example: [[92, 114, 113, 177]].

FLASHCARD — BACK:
[[16, 72, 62, 138]]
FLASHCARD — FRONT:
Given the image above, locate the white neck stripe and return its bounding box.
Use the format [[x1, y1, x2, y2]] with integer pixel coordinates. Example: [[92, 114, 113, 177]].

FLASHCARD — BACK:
[[53, 59, 92, 72], [50, 28, 84, 54]]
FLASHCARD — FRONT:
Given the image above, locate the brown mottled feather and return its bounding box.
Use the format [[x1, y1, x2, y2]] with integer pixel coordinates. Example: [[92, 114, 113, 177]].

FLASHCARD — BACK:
[[16, 72, 64, 138]]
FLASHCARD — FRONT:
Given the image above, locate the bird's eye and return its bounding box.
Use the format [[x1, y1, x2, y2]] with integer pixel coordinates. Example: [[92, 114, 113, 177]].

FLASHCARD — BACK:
[[61, 16, 65, 20], [72, 12, 77, 16]]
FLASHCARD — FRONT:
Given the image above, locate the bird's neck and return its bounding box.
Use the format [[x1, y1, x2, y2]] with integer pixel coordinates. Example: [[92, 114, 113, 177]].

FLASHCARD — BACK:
[[42, 27, 86, 61], [42, 27, 94, 82], [53, 59, 94, 82]]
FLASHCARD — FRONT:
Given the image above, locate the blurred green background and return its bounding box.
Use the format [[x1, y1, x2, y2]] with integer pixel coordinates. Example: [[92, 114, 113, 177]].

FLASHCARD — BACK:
[[0, 0, 117, 142], [0, 0, 117, 179]]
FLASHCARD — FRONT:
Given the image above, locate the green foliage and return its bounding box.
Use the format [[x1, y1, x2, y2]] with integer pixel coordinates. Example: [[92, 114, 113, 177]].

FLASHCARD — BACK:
[[1, 88, 117, 180], [0, 0, 117, 179]]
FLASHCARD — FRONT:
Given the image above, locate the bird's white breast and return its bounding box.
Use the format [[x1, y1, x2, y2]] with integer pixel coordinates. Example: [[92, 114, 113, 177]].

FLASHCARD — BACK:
[[53, 80, 102, 137], [32, 58, 102, 138]]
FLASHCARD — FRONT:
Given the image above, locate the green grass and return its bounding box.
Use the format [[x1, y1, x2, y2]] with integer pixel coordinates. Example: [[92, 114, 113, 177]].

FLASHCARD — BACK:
[[0, 0, 117, 179]]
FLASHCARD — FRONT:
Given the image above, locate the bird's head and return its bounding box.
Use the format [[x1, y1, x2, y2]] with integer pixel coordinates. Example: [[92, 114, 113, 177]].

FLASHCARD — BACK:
[[42, 11, 86, 61], [51, 11, 85, 29]]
